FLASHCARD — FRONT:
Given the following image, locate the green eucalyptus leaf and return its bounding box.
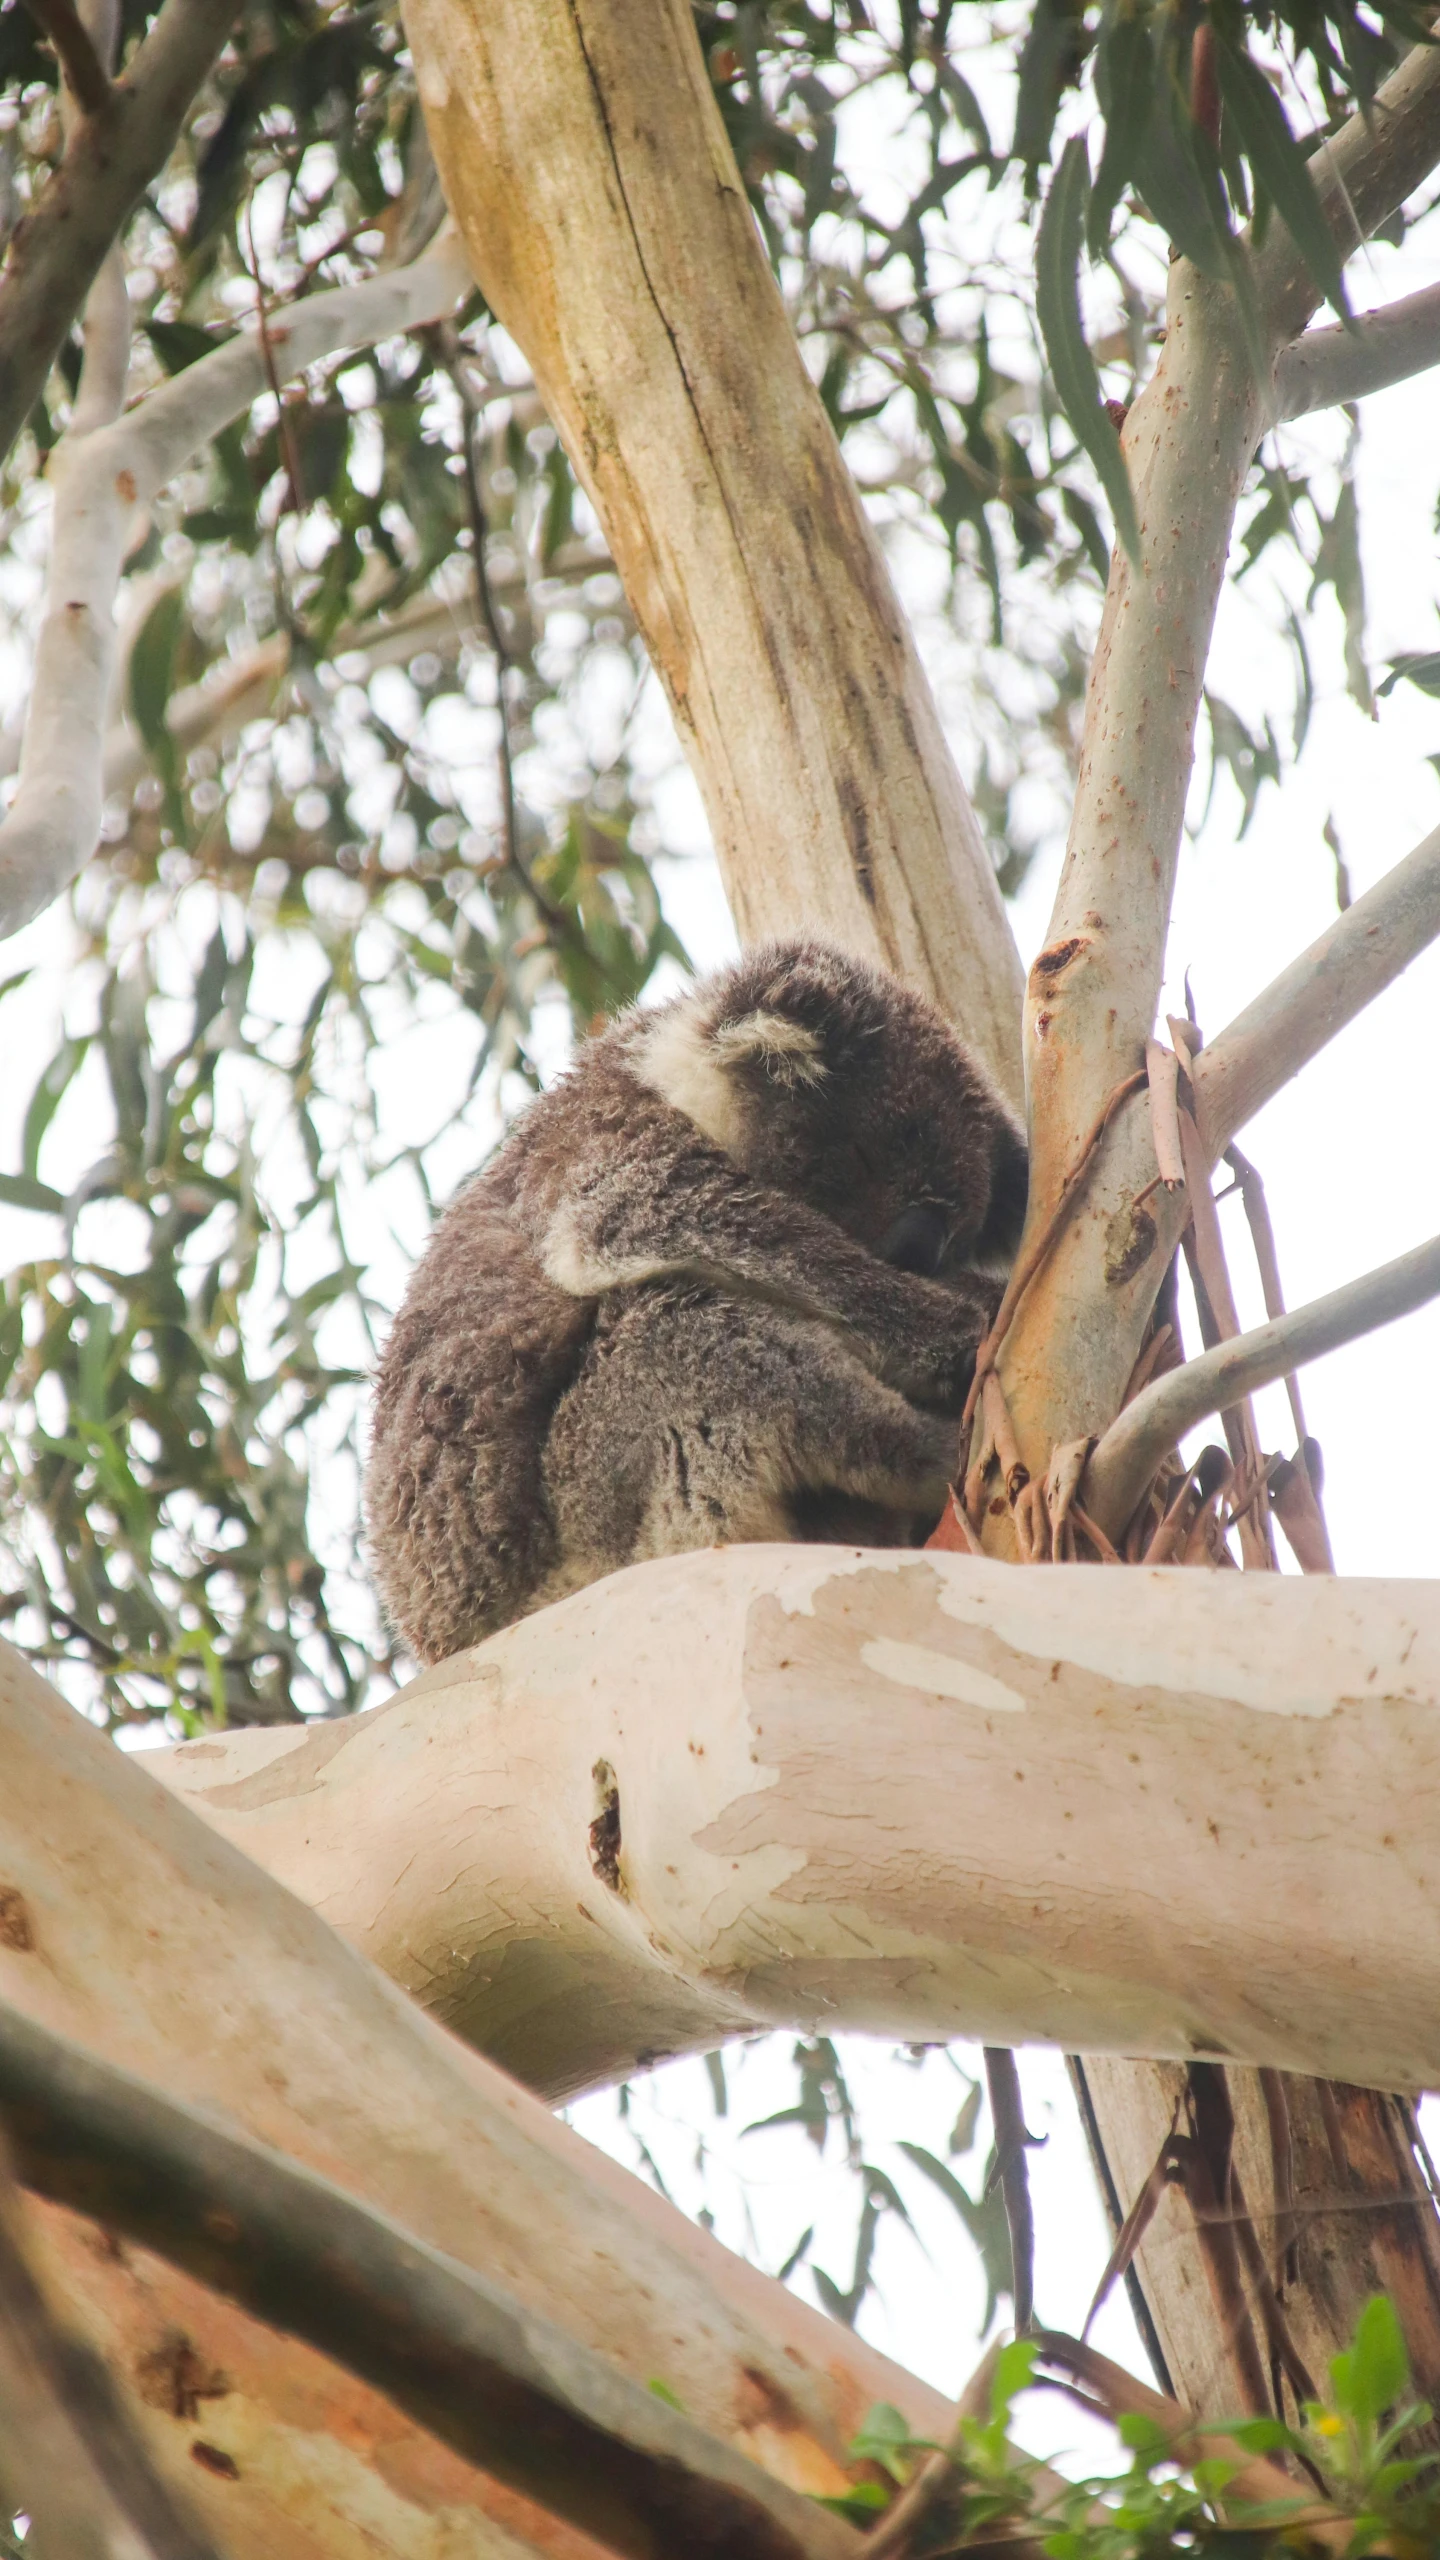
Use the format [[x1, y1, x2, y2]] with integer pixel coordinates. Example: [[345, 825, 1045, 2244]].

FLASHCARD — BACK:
[[0, 1173, 65, 1215], [128, 587, 186, 761], [1036, 136, 1140, 564], [1337, 2293, 1410, 2427], [1214, 34, 1351, 320], [1088, 5, 1154, 256]]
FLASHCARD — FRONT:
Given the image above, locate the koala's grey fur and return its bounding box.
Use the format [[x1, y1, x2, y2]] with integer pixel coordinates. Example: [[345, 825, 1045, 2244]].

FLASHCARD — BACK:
[[366, 940, 1027, 1664]]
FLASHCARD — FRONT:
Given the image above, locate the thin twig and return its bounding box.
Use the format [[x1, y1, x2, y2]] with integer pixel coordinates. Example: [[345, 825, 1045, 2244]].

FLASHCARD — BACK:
[[243, 200, 306, 517], [861, 2340, 1005, 2560], [19, 0, 109, 113], [1027, 2330, 1346, 2544], [1085, 1228, 1440, 1536], [441, 339, 570, 931], [984, 2049, 1039, 2332]]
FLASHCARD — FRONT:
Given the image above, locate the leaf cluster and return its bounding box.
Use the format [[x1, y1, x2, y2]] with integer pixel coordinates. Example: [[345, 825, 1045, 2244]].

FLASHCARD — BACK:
[[829, 2295, 1440, 2555]]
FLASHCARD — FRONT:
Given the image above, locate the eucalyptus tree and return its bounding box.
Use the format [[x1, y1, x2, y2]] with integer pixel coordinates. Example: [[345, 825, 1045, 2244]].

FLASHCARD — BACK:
[[3, 0, 1440, 2549]]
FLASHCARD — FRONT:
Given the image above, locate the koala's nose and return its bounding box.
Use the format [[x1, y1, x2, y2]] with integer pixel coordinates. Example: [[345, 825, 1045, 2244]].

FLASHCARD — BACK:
[[878, 1204, 948, 1277]]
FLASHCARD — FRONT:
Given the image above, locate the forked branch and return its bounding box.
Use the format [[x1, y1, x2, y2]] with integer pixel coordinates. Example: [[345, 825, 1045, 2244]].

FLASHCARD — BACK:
[[1085, 1230, 1440, 1535], [1257, 28, 1440, 341], [1193, 822, 1440, 1155], [0, 231, 470, 944], [20, 0, 110, 112], [0, 0, 246, 466]]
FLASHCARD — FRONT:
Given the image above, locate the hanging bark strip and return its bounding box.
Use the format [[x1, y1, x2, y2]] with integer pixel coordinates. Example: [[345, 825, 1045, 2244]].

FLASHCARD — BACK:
[[1225, 1146, 1336, 1570], [961, 1067, 1149, 1444]]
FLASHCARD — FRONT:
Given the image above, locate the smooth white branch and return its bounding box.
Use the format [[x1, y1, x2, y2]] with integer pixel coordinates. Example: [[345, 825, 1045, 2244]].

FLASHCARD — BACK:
[[1085, 1230, 1440, 1534], [150, 1543, 1440, 2102], [1274, 281, 1440, 421], [1194, 822, 1440, 1155], [0, 232, 470, 945]]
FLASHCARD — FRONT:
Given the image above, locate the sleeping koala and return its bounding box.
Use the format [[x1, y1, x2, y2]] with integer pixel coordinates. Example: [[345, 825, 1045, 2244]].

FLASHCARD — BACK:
[[366, 940, 1026, 1663]]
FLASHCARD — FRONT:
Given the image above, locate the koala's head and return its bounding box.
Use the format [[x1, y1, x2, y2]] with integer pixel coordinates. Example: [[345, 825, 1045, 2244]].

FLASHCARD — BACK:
[[635, 939, 1027, 1277]]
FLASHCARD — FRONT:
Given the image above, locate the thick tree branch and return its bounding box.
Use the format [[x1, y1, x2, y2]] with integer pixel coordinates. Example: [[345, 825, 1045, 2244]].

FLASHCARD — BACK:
[[0, 233, 470, 945], [1257, 29, 1440, 345], [20, 0, 110, 114], [1194, 822, 1440, 1155], [1274, 280, 1440, 420], [149, 1543, 1440, 2101], [1085, 1231, 1440, 1536], [0, 2001, 856, 2560], [0, 0, 245, 466], [0, 1630, 954, 2552], [402, 0, 1025, 1101]]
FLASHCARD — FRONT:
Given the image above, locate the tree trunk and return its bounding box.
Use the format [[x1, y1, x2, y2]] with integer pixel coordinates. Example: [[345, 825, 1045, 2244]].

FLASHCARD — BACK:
[[1075, 2059, 1440, 2432], [402, 0, 1024, 1103]]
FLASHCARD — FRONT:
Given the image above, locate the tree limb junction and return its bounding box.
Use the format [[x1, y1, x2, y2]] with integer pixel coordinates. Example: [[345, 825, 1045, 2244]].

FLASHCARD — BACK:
[[0, 232, 471, 945], [1085, 1230, 1440, 1535], [0, 0, 246, 467], [20, 0, 110, 113], [0, 1628, 950, 2547]]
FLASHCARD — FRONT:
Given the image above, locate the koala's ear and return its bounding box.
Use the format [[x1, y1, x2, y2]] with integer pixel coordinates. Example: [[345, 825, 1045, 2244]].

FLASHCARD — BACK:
[[710, 1010, 828, 1087]]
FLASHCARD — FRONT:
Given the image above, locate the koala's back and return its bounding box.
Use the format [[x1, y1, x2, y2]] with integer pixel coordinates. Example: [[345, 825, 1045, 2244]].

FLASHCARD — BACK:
[[366, 1174, 593, 1665], [366, 939, 1026, 1666]]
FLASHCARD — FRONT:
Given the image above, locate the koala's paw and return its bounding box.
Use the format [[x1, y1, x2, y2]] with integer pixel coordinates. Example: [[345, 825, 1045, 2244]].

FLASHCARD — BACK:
[[890, 1290, 994, 1415]]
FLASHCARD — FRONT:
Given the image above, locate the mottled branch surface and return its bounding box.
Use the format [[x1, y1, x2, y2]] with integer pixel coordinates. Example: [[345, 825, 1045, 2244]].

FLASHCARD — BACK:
[[151, 1543, 1440, 2101], [0, 1631, 950, 2555], [402, 0, 1025, 1101]]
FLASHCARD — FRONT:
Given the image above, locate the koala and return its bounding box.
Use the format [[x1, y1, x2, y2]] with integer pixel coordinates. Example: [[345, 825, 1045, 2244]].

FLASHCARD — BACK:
[[366, 940, 1027, 1664]]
